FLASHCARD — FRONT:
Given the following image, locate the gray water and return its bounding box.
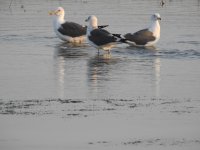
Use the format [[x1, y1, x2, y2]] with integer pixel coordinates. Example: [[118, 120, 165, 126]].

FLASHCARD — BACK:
[[0, 0, 200, 100], [0, 0, 200, 150]]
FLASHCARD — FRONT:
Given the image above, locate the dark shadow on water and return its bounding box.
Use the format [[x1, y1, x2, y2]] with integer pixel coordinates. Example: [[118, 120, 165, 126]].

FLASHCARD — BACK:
[[0, 99, 83, 116], [1, 97, 196, 117]]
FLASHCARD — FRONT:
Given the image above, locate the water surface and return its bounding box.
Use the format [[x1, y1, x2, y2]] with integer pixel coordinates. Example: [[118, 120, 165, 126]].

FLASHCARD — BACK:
[[0, 0, 200, 150]]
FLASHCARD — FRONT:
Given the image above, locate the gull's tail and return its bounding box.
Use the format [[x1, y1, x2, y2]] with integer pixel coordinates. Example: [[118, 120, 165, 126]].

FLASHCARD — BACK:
[[112, 34, 128, 43]]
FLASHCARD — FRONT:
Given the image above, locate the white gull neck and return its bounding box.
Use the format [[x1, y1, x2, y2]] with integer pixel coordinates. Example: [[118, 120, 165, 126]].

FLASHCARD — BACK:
[[149, 20, 160, 38], [86, 17, 98, 36], [53, 15, 65, 29]]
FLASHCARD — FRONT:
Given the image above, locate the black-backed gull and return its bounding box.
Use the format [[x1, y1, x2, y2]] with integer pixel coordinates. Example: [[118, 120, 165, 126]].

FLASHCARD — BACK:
[[49, 7, 108, 43], [124, 13, 161, 47], [85, 15, 126, 53]]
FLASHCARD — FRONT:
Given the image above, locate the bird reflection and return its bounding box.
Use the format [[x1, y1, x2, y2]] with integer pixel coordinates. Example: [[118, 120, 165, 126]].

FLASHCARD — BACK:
[[54, 42, 89, 58], [126, 45, 158, 52], [55, 55, 65, 99], [54, 42, 89, 98], [54, 42, 161, 98], [126, 46, 161, 98], [154, 57, 161, 98], [87, 53, 119, 90]]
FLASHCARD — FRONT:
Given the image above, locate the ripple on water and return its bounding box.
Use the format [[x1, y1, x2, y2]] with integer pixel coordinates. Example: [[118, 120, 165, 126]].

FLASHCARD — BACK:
[[178, 40, 200, 45], [156, 49, 200, 59], [116, 46, 200, 59]]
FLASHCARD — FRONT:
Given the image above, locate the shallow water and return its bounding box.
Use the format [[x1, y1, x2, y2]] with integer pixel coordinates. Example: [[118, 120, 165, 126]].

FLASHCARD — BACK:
[[0, 0, 200, 150], [0, 0, 200, 100]]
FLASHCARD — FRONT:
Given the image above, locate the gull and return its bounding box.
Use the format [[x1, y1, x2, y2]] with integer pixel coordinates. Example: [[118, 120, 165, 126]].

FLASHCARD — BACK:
[[85, 15, 127, 53], [49, 7, 108, 43], [124, 13, 161, 47]]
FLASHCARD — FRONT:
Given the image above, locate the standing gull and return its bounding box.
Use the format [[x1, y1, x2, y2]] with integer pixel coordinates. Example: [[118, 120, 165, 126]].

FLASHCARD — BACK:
[[85, 15, 126, 53], [124, 13, 161, 47], [49, 7, 86, 43], [49, 7, 108, 43]]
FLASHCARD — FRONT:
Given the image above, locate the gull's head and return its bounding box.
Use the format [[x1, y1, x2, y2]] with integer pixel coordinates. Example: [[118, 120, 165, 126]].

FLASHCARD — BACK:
[[85, 15, 98, 29], [49, 7, 65, 18], [151, 13, 161, 21]]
